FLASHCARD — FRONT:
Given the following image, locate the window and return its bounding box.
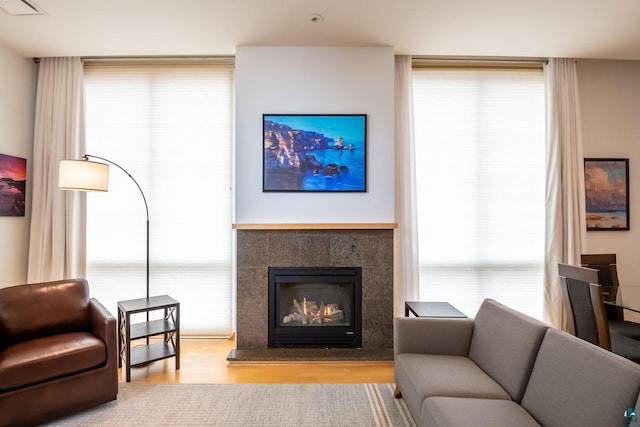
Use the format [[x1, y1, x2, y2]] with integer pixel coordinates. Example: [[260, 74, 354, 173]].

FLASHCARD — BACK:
[[83, 61, 234, 335], [412, 66, 545, 319]]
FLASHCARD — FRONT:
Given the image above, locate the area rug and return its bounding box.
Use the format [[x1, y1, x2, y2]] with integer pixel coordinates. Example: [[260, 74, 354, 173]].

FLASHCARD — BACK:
[[45, 383, 416, 426]]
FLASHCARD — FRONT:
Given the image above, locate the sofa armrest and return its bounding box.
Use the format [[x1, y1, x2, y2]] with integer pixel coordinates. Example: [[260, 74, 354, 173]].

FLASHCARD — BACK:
[[394, 317, 474, 357]]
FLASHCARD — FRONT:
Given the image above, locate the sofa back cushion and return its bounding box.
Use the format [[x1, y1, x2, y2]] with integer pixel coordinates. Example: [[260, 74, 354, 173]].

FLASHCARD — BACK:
[[521, 328, 640, 427], [0, 279, 90, 346], [468, 299, 549, 403]]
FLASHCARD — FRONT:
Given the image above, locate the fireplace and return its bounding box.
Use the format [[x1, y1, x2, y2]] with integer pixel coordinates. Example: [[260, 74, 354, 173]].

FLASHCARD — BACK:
[[268, 266, 362, 348], [234, 228, 394, 356]]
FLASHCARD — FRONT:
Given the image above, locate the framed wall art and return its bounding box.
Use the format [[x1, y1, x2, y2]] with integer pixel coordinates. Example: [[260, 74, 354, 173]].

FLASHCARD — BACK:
[[584, 158, 629, 231], [263, 114, 367, 192], [0, 153, 26, 217]]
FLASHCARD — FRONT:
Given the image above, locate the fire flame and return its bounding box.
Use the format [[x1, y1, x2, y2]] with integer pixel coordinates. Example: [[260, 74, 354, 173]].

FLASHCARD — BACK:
[[284, 298, 344, 325]]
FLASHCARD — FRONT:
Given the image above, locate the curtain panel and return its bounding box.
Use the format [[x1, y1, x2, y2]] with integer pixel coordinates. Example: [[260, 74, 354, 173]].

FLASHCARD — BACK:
[[27, 57, 86, 282], [393, 55, 420, 316], [544, 58, 587, 329]]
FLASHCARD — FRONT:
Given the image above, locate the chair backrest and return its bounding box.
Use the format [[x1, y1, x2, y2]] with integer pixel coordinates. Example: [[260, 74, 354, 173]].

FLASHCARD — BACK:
[[581, 253, 624, 320], [581, 253, 620, 296], [581, 253, 617, 266], [558, 263, 611, 350]]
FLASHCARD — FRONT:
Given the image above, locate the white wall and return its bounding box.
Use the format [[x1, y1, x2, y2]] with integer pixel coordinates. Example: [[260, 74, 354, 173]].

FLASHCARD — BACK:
[[0, 45, 37, 287], [578, 59, 640, 285], [234, 46, 395, 224], [2, 49, 635, 292]]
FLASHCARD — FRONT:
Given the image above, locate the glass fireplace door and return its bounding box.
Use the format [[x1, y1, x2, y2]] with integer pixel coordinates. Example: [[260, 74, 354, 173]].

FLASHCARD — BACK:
[[268, 267, 362, 348], [277, 282, 352, 327]]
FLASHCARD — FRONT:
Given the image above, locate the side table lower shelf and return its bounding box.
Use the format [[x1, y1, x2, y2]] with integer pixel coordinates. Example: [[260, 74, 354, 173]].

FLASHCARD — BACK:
[[130, 342, 177, 366]]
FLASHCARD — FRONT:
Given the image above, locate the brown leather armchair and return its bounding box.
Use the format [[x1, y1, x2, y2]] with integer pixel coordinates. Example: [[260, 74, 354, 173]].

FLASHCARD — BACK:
[[0, 279, 118, 426]]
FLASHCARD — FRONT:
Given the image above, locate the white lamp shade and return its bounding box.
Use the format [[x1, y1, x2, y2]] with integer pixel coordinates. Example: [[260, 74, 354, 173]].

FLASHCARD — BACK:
[[58, 159, 109, 192]]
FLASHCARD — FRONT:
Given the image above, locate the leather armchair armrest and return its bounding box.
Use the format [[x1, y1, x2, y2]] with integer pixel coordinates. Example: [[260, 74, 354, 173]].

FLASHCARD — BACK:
[[394, 317, 474, 357], [88, 298, 118, 394], [89, 298, 116, 344], [88, 298, 117, 368]]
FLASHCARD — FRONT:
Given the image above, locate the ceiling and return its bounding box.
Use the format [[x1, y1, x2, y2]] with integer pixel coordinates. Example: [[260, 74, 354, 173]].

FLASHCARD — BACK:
[[1, 0, 639, 60]]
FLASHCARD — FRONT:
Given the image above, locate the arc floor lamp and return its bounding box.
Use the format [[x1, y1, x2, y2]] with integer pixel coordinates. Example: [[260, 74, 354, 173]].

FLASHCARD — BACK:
[[58, 154, 150, 300]]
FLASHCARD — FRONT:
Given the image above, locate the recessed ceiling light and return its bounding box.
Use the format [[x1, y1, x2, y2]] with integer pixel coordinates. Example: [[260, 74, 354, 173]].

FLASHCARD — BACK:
[[308, 14, 324, 24], [0, 0, 42, 16]]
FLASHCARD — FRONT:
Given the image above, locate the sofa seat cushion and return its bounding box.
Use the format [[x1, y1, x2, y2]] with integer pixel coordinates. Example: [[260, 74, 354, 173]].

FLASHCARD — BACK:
[[395, 353, 511, 416], [396, 354, 511, 399], [0, 332, 106, 391], [421, 397, 541, 427]]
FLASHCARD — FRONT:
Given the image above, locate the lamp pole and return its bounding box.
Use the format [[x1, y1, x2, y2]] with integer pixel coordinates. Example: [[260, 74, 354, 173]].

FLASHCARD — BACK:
[[83, 154, 150, 300]]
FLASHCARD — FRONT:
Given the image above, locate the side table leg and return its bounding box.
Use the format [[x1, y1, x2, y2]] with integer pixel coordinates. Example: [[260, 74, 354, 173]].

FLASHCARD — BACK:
[[125, 312, 131, 382], [175, 304, 180, 370], [117, 307, 123, 368]]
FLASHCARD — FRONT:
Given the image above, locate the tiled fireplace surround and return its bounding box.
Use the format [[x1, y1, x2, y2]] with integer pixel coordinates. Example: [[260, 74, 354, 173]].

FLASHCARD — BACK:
[[234, 227, 394, 359]]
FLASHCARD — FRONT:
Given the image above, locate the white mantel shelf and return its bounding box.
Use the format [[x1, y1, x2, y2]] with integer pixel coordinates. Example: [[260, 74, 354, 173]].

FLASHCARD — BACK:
[[232, 223, 398, 230]]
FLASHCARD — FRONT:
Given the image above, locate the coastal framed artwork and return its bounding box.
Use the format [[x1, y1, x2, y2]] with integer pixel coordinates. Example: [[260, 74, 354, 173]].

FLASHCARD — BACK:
[[0, 153, 27, 217], [263, 114, 367, 192], [584, 158, 629, 231]]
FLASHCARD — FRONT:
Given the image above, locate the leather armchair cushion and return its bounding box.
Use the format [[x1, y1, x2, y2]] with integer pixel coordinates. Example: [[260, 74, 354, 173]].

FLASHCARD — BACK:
[[0, 332, 106, 391], [0, 280, 90, 346]]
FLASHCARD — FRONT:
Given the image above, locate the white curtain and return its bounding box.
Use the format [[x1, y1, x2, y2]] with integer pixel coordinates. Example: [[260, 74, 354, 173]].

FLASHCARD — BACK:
[[544, 58, 587, 328], [28, 57, 86, 282], [393, 55, 420, 316]]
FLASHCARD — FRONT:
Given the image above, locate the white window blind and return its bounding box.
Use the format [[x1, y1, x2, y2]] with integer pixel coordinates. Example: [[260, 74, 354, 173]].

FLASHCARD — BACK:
[[412, 67, 545, 319], [83, 61, 234, 336]]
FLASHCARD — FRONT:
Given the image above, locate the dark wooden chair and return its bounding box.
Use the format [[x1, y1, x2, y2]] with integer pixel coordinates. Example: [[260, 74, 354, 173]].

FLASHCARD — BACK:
[[559, 263, 611, 348], [558, 263, 640, 363], [581, 253, 640, 340], [580, 254, 619, 303]]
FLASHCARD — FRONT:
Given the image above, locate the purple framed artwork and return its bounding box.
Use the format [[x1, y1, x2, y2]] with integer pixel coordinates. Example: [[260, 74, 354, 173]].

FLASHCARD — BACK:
[[584, 158, 629, 231], [0, 153, 26, 217], [263, 114, 367, 192]]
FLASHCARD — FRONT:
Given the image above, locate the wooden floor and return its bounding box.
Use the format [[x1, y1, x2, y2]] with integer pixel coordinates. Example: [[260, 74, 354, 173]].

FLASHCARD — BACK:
[[119, 337, 395, 384]]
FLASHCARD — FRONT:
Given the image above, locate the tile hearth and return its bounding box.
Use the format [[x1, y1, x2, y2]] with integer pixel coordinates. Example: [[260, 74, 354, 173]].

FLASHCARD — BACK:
[[227, 348, 394, 362]]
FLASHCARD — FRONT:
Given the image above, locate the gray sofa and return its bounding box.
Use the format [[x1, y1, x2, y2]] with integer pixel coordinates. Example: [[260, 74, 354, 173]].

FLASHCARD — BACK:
[[394, 299, 640, 427]]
